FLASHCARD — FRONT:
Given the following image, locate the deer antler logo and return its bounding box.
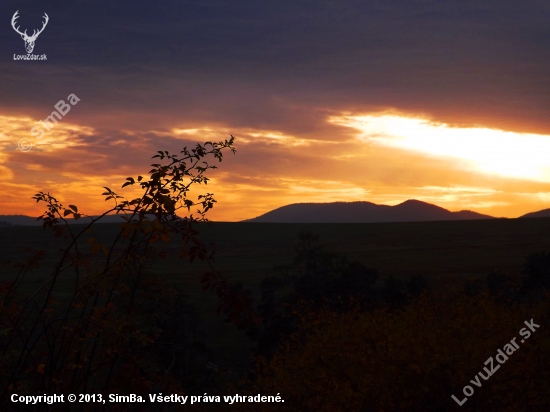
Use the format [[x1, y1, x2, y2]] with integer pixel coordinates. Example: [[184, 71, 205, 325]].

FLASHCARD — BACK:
[[11, 10, 49, 54]]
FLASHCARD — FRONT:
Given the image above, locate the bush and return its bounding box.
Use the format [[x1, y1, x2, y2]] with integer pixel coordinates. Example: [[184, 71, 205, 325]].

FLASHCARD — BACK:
[[243, 288, 550, 411], [248, 232, 429, 360], [247, 232, 379, 357], [522, 251, 550, 292], [0, 137, 255, 409]]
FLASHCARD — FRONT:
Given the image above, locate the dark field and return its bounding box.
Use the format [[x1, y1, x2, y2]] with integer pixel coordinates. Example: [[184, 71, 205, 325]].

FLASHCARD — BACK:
[[3, 217, 550, 287], [189, 217, 550, 286], [2, 217, 550, 369]]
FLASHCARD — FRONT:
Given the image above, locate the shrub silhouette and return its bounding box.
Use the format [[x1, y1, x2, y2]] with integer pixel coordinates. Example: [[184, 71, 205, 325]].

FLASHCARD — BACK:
[[0, 136, 257, 408], [381, 275, 407, 305], [248, 232, 432, 360], [246, 232, 380, 357], [481, 251, 550, 304], [406, 274, 429, 296], [522, 251, 550, 292]]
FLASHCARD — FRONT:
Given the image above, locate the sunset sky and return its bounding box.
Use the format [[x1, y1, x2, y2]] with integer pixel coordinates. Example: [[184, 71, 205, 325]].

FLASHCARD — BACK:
[[1, 0, 549, 221]]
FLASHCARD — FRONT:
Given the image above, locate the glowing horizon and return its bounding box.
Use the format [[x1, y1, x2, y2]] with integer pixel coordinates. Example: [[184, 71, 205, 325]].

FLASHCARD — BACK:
[[329, 113, 550, 182], [2, 111, 550, 222], [1, 1, 549, 222]]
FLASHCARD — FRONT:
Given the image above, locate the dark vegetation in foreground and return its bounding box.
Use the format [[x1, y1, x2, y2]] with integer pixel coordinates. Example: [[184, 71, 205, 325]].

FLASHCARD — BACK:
[[1, 138, 550, 411]]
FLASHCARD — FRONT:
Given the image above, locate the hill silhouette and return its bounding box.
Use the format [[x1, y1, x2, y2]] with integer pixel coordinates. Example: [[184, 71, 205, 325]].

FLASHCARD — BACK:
[[5, 201, 550, 225], [242, 200, 496, 223], [519, 208, 550, 219], [0, 214, 140, 227]]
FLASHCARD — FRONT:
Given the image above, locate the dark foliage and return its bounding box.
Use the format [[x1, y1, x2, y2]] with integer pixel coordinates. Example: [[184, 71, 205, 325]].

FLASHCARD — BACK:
[[406, 274, 430, 296], [522, 250, 550, 291], [0, 137, 253, 410], [247, 232, 428, 359]]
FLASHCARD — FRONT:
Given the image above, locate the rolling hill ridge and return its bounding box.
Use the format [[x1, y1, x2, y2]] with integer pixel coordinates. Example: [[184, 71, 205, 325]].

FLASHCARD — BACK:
[[2, 200, 550, 225], [242, 199, 497, 223]]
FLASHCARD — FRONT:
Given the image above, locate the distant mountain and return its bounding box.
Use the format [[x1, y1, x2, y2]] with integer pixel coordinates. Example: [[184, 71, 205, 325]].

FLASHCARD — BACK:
[[242, 200, 496, 223], [0, 215, 41, 226], [0, 220, 21, 227], [0, 214, 140, 227], [9, 200, 549, 225], [519, 208, 550, 219]]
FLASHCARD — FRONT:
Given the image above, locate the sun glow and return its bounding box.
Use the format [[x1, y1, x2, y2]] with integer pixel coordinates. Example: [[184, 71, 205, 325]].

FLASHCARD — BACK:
[[329, 114, 550, 182]]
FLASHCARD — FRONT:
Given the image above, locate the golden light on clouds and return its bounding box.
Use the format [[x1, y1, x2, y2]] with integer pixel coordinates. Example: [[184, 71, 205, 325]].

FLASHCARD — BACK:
[[0, 114, 94, 153], [285, 178, 370, 200], [172, 127, 314, 146], [329, 113, 550, 182], [2, 111, 550, 221]]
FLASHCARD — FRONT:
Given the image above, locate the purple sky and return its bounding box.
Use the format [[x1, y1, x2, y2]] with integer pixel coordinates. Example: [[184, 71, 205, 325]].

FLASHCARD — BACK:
[[1, 0, 550, 220]]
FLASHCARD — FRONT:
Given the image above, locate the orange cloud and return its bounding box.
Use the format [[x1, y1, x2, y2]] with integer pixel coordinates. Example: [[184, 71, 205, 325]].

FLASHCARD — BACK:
[[329, 112, 550, 182], [2, 111, 550, 221]]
